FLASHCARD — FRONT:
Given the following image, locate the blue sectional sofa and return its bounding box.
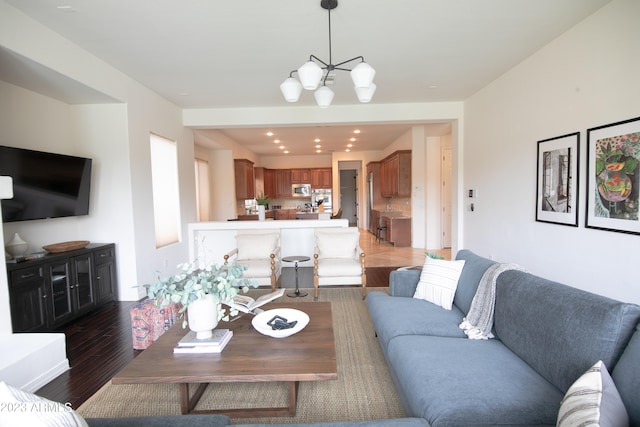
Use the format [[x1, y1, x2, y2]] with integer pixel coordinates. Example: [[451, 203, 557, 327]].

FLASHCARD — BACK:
[[366, 250, 640, 426]]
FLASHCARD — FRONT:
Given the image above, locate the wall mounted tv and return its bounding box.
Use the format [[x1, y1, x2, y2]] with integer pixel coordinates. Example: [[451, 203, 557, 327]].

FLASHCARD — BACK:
[[0, 145, 92, 223]]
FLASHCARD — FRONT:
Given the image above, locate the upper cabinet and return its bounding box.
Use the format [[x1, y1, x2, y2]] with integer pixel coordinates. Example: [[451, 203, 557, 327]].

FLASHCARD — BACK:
[[311, 168, 332, 189], [290, 168, 311, 184], [234, 159, 255, 200], [263, 168, 276, 199], [380, 151, 411, 197], [275, 169, 292, 198]]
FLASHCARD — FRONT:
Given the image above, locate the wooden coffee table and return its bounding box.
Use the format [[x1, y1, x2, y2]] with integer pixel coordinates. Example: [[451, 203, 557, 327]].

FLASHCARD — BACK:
[[112, 302, 337, 418]]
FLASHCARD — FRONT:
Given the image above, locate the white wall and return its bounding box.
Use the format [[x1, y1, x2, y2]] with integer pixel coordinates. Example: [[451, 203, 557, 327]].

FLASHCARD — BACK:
[[0, 3, 196, 298], [463, 0, 640, 304]]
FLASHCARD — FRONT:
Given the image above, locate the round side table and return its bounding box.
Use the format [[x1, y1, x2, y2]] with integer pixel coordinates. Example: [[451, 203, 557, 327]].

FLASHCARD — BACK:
[[282, 255, 310, 298]]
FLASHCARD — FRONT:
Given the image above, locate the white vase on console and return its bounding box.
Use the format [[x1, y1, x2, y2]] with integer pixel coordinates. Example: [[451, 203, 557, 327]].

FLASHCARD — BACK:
[[6, 233, 29, 257]]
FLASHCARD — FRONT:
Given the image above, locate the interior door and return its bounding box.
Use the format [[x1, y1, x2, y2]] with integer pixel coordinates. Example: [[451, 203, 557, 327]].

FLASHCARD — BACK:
[[340, 169, 358, 227], [442, 148, 452, 248]]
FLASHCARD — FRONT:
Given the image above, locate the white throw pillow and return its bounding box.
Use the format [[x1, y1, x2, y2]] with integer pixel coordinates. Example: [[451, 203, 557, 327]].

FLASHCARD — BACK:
[[315, 229, 359, 259], [236, 233, 278, 260], [557, 360, 628, 427], [0, 381, 88, 426], [413, 257, 465, 310]]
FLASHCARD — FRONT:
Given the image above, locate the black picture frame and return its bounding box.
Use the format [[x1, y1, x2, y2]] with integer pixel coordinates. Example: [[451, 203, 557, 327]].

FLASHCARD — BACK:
[[586, 116, 640, 235], [536, 132, 580, 226]]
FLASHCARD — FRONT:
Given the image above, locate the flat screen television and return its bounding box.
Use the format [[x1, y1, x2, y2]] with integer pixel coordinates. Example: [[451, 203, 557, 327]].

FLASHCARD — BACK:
[[0, 145, 92, 223]]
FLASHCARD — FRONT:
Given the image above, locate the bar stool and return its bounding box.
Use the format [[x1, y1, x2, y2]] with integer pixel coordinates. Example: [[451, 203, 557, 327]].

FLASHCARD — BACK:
[[376, 217, 387, 243]]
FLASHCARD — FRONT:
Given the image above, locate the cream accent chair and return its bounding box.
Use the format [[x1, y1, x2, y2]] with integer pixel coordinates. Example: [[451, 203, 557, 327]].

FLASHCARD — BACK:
[[223, 230, 281, 291], [313, 227, 366, 301]]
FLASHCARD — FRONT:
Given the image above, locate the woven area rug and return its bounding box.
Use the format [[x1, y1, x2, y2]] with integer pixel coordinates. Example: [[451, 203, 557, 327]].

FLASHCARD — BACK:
[[77, 287, 405, 424]]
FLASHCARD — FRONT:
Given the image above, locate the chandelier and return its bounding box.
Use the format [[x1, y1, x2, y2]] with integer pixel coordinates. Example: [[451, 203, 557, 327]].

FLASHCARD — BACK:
[[279, 0, 376, 108]]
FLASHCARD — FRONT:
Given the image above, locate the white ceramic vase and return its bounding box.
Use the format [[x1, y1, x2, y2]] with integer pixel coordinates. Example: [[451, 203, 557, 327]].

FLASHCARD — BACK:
[[258, 205, 266, 221], [187, 294, 219, 339], [6, 233, 29, 257]]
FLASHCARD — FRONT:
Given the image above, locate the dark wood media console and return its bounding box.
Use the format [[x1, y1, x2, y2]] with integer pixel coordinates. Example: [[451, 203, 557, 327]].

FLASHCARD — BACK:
[[6, 243, 117, 332]]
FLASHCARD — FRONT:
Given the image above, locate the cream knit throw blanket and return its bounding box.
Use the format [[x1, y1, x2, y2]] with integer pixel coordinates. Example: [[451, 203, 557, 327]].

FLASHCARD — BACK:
[[459, 262, 525, 340]]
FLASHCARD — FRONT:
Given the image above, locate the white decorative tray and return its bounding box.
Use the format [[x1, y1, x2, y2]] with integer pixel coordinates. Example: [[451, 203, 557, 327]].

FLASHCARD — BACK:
[[251, 308, 309, 338]]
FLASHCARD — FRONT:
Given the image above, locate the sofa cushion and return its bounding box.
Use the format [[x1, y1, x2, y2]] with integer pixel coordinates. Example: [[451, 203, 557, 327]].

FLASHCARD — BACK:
[[315, 228, 360, 259], [453, 250, 496, 314], [316, 258, 362, 277], [0, 381, 89, 426], [367, 291, 466, 352], [389, 269, 422, 297], [612, 323, 640, 426], [236, 233, 278, 260], [413, 258, 465, 310], [557, 360, 628, 427], [494, 270, 640, 393], [237, 259, 280, 278], [385, 335, 563, 426], [234, 418, 430, 427]]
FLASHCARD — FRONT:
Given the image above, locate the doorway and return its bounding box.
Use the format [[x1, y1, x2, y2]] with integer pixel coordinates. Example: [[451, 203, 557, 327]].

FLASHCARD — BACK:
[[339, 169, 358, 226]]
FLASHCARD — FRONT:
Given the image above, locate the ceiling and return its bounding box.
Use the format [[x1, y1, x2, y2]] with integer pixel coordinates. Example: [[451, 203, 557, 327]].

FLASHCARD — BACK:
[[3, 0, 611, 155]]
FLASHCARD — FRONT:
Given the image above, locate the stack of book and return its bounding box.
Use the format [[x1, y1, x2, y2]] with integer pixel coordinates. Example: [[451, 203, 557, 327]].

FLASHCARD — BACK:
[[173, 329, 233, 354]]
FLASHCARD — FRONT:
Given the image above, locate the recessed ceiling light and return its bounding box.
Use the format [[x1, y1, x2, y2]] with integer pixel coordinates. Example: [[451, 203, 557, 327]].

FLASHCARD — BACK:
[[315, 144, 321, 148], [316, 150, 322, 153], [347, 144, 353, 148], [279, 146, 285, 149], [314, 138, 321, 143], [266, 132, 274, 137], [284, 150, 289, 154], [345, 149, 351, 152], [350, 137, 356, 142], [353, 129, 361, 134], [273, 139, 280, 143]]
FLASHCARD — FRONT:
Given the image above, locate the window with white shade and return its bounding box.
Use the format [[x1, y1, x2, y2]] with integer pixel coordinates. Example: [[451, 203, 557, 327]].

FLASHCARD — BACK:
[[150, 133, 181, 248]]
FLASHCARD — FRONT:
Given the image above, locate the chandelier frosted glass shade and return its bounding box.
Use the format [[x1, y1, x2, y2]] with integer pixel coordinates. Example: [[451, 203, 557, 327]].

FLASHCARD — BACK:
[[355, 82, 376, 103], [350, 62, 376, 88], [280, 77, 302, 102], [314, 86, 335, 108], [298, 61, 323, 90]]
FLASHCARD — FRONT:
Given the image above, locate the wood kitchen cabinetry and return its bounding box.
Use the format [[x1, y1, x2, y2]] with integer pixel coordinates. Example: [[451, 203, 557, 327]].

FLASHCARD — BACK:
[[275, 169, 292, 198], [234, 159, 255, 199], [274, 209, 297, 220], [311, 168, 332, 189], [380, 151, 411, 197], [263, 168, 276, 199], [290, 168, 310, 184], [8, 243, 118, 332]]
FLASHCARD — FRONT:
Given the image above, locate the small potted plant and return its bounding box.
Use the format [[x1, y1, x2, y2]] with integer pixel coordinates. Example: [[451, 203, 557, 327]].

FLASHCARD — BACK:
[[145, 262, 257, 339], [255, 192, 270, 209]]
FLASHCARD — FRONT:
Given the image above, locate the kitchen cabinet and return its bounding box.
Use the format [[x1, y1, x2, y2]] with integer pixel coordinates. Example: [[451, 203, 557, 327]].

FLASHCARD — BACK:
[[380, 151, 411, 197], [234, 159, 255, 199], [387, 216, 411, 247], [275, 169, 292, 198], [274, 209, 297, 220], [263, 168, 276, 199], [291, 168, 311, 184], [311, 168, 332, 189], [8, 243, 118, 332]]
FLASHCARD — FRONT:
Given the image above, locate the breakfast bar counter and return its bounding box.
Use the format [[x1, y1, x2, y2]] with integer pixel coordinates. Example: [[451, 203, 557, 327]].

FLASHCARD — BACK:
[[188, 219, 349, 268]]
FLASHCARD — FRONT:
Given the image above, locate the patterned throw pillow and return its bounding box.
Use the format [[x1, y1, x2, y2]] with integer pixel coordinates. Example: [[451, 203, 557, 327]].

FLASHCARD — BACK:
[[413, 257, 465, 310], [0, 381, 88, 426], [557, 361, 628, 427]]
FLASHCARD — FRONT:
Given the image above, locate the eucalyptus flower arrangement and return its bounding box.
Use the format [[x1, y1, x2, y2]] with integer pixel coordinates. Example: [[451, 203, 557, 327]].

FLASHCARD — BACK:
[[144, 262, 257, 326]]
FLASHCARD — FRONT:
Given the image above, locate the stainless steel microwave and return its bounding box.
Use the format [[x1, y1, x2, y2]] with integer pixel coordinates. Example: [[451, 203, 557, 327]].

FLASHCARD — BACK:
[[291, 183, 311, 197]]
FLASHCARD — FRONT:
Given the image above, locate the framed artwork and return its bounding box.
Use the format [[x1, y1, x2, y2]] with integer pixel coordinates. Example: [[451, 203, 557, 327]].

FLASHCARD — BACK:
[[536, 132, 580, 226], [586, 116, 640, 235]]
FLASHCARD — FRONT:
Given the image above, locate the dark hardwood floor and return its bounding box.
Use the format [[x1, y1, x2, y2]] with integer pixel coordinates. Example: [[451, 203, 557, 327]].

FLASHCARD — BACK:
[[34, 266, 396, 409], [36, 300, 142, 409]]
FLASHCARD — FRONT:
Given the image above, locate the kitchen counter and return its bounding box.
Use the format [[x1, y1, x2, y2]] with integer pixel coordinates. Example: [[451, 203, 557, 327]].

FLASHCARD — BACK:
[[188, 219, 349, 268]]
